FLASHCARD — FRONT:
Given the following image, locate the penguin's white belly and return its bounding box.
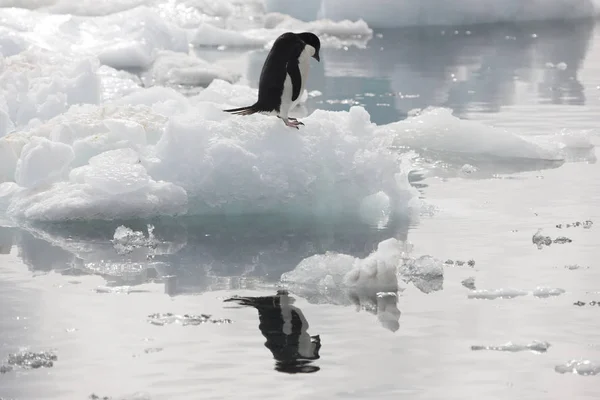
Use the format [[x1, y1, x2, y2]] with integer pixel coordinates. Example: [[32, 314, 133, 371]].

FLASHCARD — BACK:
[[278, 48, 312, 118]]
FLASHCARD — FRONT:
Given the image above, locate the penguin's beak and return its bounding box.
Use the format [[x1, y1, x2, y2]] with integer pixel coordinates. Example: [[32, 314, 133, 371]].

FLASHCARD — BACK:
[[313, 53, 320, 62]]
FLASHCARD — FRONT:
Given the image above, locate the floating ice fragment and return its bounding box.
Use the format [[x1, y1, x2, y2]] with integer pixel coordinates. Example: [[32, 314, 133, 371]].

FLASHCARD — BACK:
[[532, 229, 553, 249], [555, 360, 600, 376], [308, 90, 323, 98], [553, 236, 572, 244], [556, 62, 568, 70], [556, 220, 593, 229], [143, 347, 163, 354], [112, 224, 157, 255], [460, 164, 477, 174], [462, 277, 476, 290], [5, 350, 57, 370], [95, 286, 135, 294], [469, 287, 564, 299], [573, 301, 600, 307], [147, 313, 232, 326], [533, 287, 566, 298], [565, 264, 589, 270], [398, 255, 444, 293], [471, 340, 551, 353], [468, 289, 528, 300]]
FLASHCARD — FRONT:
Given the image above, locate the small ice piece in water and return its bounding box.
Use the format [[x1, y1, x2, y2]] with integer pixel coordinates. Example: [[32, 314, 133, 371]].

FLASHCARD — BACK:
[[399, 255, 444, 293], [112, 224, 157, 255], [555, 360, 600, 376], [468, 288, 528, 300], [308, 90, 323, 97], [462, 277, 476, 290], [95, 286, 132, 294], [147, 313, 232, 326], [471, 340, 551, 353], [532, 229, 552, 249], [553, 236, 572, 244], [6, 350, 57, 369], [556, 62, 568, 70], [565, 264, 586, 270], [460, 164, 477, 174], [533, 287, 565, 298], [144, 347, 163, 354]]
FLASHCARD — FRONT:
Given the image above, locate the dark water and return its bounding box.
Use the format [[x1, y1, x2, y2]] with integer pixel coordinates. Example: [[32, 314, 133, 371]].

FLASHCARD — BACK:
[[238, 19, 597, 124]]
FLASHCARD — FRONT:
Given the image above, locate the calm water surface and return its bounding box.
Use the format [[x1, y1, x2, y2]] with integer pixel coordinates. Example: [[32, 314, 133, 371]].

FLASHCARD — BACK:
[[2, 20, 600, 400]]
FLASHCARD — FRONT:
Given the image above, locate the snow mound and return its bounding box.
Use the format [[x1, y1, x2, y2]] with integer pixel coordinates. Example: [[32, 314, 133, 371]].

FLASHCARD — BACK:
[[316, 0, 600, 28]]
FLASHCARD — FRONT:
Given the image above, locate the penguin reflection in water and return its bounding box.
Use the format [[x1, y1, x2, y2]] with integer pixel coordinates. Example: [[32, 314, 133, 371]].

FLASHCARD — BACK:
[[224, 290, 321, 373], [223, 32, 321, 129]]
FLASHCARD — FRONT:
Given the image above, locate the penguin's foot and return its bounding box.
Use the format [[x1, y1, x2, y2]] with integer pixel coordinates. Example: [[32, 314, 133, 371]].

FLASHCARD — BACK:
[[282, 118, 304, 129]]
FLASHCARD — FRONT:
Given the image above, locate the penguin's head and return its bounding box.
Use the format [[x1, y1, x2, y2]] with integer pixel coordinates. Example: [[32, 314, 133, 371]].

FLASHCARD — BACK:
[[297, 32, 321, 62]]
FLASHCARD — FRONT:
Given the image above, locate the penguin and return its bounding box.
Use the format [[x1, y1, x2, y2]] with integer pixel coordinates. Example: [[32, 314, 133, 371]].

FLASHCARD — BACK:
[[224, 290, 322, 373], [224, 32, 321, 130]]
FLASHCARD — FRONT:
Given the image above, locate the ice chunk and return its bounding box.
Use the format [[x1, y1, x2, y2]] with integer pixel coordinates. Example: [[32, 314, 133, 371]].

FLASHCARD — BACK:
[[191, 15, 372, 49], [147, 312, 232, 326], [0, 26, 28, 57], [317, 0, 600, 28], [380, 108, 563, 161], [398, 255, 444, 294], [263, 13, 372, 37], [468, 289, 529, 300], [281, 239, 401, 302], [2, 79, 426, 222], [190, 23, 265, 47], [97, 65, 143, 101], [4, 350, 57, 370], [555, 360, 600, 376], [144, 51, 240, 88], [70, 149, 150, 195], [15, 137, 74, 188], [532, 287, 566, 298], [112, 224, 157, 255], [6, 178, 187, 221], [0, 48, 101, 129], [471, 340, 551, 353]]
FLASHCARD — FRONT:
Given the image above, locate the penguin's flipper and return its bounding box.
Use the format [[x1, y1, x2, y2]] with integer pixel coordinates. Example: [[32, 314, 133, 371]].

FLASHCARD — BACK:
[[286, 60, 302, 102], [223, 104, 260, 115]]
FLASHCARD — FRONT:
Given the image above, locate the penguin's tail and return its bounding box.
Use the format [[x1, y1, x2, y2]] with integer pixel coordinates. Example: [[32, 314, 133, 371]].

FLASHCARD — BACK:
[[223, 104, 261, 116]]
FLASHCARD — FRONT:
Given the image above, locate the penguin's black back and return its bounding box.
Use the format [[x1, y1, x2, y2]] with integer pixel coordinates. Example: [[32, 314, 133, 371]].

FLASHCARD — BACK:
[[256, 32, 306, 112]]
